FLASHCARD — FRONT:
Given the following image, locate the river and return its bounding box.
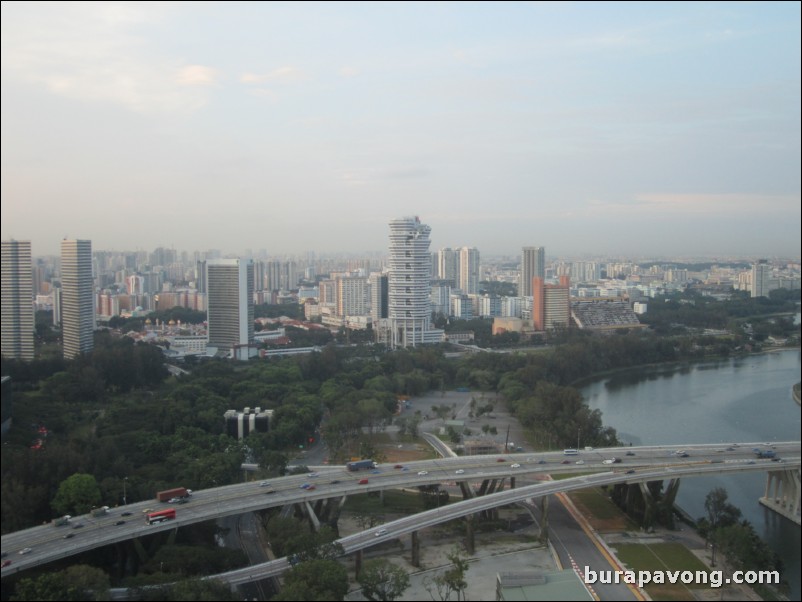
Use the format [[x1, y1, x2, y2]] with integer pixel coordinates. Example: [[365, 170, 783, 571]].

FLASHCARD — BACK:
[[581, 348, 801, 599]]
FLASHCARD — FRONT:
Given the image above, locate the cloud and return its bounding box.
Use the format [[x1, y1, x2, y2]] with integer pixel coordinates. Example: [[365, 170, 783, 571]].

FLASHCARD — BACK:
[[584, 193, 801, 217], [240, 66, 302, 84], [176, 65, 219, 86], [339, 66, 359, 78], [0, 3, 215, 113]]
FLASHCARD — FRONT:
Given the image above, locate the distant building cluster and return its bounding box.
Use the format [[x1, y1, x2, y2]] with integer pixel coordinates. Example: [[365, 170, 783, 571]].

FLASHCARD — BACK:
[[224, 407, 273, 439], [2, 225, 800, 362]]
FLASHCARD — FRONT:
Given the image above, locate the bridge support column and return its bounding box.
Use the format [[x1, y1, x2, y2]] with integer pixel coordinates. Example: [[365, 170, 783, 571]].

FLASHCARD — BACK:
[[354, 549, 363, 579], [638, 482, 657, 531], [464, 515, 475, 555], [411, 530, 421, 567], [760, 469, 801, 525], [539, 496, 549, 543], [459, 481, 475, 500]]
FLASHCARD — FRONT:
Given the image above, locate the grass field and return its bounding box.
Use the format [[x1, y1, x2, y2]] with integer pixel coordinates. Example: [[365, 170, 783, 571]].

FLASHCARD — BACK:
[[613, 542, 712, 601]]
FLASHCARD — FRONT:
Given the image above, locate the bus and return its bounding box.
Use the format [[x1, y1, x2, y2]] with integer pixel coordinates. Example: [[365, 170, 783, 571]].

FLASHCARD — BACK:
[[563, 448, 578, 455], [146, 508, 176, 525]]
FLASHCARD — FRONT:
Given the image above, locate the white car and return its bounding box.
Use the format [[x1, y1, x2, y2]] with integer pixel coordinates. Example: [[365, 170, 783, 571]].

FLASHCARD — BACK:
[[602, 459, 615, 465], [417, 470, 428, 476], [259, 481, 271, 487], [575, 460, 585, 465], [374, 528, 388, 537], [455, 469, 465, 475], [18, 548, 32, 555], [510, 463, 521, 468]]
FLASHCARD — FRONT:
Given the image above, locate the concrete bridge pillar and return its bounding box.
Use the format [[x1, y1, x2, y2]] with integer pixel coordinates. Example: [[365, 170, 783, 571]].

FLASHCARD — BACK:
[[759, 468, 802, 525], [464, 515, 475, 555], [354, 549, 363, 579], [539, 496, 549, 543], [411, 530, 420, 567]]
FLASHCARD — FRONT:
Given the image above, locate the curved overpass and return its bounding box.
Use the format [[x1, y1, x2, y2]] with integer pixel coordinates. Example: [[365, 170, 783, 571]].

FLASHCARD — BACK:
[[1, 441, 799, 578]]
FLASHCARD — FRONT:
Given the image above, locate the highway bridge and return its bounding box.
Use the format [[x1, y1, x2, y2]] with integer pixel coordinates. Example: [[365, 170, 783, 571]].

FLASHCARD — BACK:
[[2, 441, 799, 580]]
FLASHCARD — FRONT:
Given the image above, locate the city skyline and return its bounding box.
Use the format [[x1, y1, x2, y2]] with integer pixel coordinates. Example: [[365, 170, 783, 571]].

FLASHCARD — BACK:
[[1, 2, 800, 257]]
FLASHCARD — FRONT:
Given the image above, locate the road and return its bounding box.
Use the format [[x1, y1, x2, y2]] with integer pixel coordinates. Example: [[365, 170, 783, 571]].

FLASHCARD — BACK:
[[2, 441, 799, 580]]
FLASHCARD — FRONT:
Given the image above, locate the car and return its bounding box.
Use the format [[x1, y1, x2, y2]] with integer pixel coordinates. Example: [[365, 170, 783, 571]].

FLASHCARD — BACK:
[[308, 472, 319, 477], [726, 447, 735, 451], [510, 463, 521, 468], [625, 451, 635, 456], [561, 460, 571, 464], [455, 469, 465, 475], [496, 458, 506, 462], [417, 470, 428, 476], [1, 560, 11, 568], [330, 479, 341, 484], [401, 467, 410, 471], [575, 460, 585, 465], [675, 450, 686, 455], [537, 459, 546, 464], [358, 478, 369, 485], [176, 498, 189, 504], [678, 453, 689, 458], [63, 533, 75, 539], [300, 483, 311, 489], [265, 490, 277, 495], [374, 528, 388, 537], [626, 470, 636, 474], [306, 485, 316, 490], [394, 464, 404, 469], [142, 508, 153, 514], [19, 548, 32, 555], [371, 469, 381, 474], [602, 459, 615, 465], [72, 523, 84, 529], [168, 497, 182, 503], [121, 512, 132, 516], [259, 481, 271, 487], [115, 520, 126, 526], [746, 460, 756, 465]]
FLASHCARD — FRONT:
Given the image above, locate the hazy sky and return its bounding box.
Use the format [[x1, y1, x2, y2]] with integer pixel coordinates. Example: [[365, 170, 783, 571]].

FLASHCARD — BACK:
[[2, 2, 800, 259]]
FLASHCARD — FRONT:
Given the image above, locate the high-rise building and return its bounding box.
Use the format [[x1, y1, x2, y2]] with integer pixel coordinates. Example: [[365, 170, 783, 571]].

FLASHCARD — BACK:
[[458, 247, 480, 294], [387, 216, 442, 348], [437, 248, 459, 287], [61, 239, 95, 359], [369, 272, 389, 324], [751, 260, 771, 298], [532, 275, 570, 331], [1, 240, 34, 361], [336, 276, 367, 317], [521, 247, 545, 297], [206, 259, 254, 360]]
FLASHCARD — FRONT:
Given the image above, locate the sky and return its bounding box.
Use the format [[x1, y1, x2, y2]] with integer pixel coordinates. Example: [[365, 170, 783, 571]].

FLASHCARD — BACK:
[[1, 1, 800, 259]]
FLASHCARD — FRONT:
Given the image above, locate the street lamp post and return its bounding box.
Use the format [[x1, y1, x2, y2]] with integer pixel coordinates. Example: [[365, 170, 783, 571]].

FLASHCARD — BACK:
[[123, 477, 128, 505]]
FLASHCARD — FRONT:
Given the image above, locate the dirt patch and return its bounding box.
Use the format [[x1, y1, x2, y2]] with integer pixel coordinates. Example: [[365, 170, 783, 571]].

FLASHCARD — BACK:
[[378, 445, 434, 463]]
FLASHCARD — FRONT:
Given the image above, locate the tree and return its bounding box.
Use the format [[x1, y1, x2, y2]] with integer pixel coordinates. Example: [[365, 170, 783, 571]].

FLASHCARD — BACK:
[[703, 487, 741, 567], [358, 558, 411, 601], [13, 565, 110, 601], [274, 559, 349, 601], [52, 473, 102, 516]]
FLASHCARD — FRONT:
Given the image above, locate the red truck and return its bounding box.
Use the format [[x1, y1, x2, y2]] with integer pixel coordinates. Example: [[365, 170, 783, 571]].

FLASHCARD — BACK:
[[156, 487, 192, 503]]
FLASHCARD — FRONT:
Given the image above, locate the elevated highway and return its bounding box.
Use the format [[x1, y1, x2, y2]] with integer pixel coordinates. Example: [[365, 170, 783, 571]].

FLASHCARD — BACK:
[[2, 441, 799, 578]]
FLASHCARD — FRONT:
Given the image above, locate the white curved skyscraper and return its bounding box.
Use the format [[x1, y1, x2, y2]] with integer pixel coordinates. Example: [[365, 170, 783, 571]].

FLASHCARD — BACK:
[[387, 216, 441, 348]]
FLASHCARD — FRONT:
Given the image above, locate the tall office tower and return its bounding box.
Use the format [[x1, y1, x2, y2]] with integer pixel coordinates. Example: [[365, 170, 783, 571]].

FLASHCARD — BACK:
[[458, 247, 480, 294], [387, 216, 441, 348], [61, 239, 95, 359], [336, 276, 368, 317], [369, 272, 389, 324], [532, 275, 570, 331], [1, 240, 34, 361], [520, 246, 545, 297], [195, 260, 207, 293], [252, 260, 265, 291], [751, 260, 771, 298], [266, 260, 282, 291], [206, 259, 254, 360], [437, 248, 459, 286]]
